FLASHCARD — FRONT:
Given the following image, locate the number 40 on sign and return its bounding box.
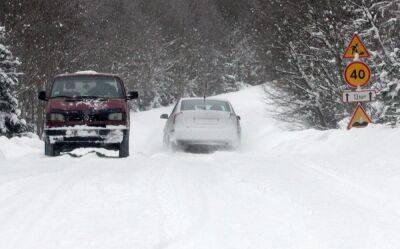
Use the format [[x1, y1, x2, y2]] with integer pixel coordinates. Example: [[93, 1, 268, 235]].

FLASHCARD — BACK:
[[344, 61, 371, 88]]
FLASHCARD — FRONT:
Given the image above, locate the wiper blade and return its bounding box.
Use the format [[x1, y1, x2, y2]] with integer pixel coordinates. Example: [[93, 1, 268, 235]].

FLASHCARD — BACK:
[[79, 96, 109, 100], [50, 95, 108, 101], [79, 96, 100, 99]]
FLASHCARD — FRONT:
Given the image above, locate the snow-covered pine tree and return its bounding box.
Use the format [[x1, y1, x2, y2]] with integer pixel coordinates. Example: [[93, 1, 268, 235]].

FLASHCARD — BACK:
[[350, 0, 400, 125], [220, 28, 262, 93], [266, 0, 399, 129], [266, 0, 351, 129], [0, 26, 26, 137], [342, 0, 400, 125]]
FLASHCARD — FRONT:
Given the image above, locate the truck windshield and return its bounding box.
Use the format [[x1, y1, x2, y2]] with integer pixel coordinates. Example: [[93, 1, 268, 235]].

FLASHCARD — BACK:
[[51, 75, 124, 99]]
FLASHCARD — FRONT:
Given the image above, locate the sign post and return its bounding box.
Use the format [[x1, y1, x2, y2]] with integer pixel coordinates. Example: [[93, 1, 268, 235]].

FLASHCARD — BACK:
[[342, 34, 373, 130]]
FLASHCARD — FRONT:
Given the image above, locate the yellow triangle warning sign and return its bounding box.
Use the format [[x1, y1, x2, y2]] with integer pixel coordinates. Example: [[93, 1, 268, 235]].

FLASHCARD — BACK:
[[347, 104, 372, 130], [343, 34, 370, 59]]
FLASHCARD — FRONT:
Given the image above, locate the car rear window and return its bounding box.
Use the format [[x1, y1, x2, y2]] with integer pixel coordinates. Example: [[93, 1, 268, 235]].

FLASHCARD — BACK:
[[51, 75, 124, 98], [181, 99, 231, 112]]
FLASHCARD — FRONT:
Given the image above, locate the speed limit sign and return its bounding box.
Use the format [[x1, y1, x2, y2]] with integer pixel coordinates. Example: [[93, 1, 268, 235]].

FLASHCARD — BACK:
[[344, 61, 371, 88]]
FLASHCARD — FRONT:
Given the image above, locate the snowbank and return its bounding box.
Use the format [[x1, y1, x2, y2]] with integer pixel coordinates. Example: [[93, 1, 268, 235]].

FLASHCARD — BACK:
[[1, 86, 400, 249], [0, 134, 42, 160]]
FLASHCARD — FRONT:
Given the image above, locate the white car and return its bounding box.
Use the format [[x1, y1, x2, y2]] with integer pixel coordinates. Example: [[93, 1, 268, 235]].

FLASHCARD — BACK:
[[161, 98, 241, 149]]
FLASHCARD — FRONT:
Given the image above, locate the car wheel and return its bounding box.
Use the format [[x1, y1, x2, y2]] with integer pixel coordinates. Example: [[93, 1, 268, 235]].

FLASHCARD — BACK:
[[163, 133, 170, 148], [164, 134, 181, 151], [119, 130, 130, 158], [228, 134, 241, 150], [170, 141, 180, 151], [45, 139, 60, 157]]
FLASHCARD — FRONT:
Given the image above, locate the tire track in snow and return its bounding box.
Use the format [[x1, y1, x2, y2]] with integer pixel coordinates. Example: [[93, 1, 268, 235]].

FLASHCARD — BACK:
[[0, 158, 87, 228], [148, 153, 210, 249], [3, 160, 95, 248]]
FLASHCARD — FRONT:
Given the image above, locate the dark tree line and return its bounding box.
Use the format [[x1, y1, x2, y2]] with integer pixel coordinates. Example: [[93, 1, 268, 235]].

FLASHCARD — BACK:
[[1, 0, 271, 134], [0, 0, 399, 135]]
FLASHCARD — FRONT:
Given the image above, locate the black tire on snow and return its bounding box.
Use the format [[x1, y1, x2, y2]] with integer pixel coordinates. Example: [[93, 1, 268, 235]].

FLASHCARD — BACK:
[[165, 135, 180, 151], [170, 141, 179, 151], [163, 134, 169, 149], [45, 139, 60, 157], [119, 130, 130, 158]]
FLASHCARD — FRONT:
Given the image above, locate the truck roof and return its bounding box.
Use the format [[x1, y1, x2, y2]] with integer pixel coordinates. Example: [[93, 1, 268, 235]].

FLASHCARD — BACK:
[[55, 71, 119, 78]]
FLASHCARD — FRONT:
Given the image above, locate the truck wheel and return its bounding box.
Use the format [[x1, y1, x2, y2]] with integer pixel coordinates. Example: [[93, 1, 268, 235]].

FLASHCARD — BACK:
[[119, 131, 130, 158], [45, 140, 60, 157]]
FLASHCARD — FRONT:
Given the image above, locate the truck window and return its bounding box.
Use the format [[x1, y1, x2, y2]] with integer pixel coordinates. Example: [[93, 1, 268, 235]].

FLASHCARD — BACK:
[[51, 75, 124, 98]]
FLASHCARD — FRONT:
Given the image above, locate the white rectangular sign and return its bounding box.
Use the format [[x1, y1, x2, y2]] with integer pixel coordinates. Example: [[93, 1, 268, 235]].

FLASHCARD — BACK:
[[342, 90, 376, 103]]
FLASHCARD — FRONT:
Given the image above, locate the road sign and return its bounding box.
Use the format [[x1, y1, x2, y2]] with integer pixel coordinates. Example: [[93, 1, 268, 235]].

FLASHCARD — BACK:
[[344, 61, 371, 88], [343, 34, 370, 59], [342, 90, 376, 103], [347, 104, 372, 130]]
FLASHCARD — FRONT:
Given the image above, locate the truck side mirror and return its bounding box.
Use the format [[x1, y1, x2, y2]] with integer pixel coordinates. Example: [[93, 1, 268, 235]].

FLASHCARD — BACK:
[[127, 91, 139, 100], [160, 114, 169, 119], [38, 91, 48, 101]]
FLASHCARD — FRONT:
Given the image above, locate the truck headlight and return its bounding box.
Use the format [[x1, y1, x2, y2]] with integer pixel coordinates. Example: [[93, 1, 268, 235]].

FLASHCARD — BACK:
[[49, 113, 64, 122], [108, 112, 123, 121]]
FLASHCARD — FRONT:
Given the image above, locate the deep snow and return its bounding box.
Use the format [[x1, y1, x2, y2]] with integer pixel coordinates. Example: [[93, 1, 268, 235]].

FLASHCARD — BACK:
[[1, 86, 400, 249]]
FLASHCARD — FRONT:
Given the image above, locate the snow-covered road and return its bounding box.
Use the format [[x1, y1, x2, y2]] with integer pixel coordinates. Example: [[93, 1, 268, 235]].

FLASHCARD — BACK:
[[1, 86, 400, 249]]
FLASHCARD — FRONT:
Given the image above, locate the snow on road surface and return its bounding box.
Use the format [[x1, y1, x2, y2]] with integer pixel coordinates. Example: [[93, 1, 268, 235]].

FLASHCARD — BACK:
[[1, 86, 400, 249]]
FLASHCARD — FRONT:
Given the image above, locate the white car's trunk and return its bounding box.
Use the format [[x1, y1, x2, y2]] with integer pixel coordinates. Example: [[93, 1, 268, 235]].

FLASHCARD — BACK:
[[180, 110, 232, 128]]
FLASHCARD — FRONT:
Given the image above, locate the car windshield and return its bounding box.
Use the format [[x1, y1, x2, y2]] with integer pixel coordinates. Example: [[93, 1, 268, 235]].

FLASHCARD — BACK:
[[51, 75, 124, 99], [181, 99, 231, 112]]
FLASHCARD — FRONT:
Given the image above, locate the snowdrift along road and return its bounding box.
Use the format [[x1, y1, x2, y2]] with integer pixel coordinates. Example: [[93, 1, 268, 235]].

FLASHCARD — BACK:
[[1, 86, 400, 249]]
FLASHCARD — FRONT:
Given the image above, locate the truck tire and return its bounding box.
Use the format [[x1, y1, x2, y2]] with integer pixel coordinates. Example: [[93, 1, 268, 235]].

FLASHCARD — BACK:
[[45, 140, 60, 157], [119, 130, 130, 158]]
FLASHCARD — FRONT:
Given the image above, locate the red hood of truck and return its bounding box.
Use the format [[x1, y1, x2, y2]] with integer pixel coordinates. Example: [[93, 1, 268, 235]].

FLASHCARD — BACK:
[[47, 98, 127, 112]]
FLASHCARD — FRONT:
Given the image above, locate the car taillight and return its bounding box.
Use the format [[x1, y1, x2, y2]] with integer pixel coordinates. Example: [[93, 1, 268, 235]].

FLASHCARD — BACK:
[[230, 113, 238, 121], [173, 112, 183, 125], [230, 113, 240, 124]]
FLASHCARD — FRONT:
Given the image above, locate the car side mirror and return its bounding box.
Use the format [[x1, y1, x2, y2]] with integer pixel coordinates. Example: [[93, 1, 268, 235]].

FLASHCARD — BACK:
[[160, 114, 169, 119], [38, 91, 48, 101], [127, 91, 139, 100]]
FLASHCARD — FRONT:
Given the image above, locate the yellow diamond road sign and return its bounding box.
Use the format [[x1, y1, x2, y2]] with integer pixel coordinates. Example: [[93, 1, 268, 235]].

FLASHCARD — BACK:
[[343, 34, 370, 59]]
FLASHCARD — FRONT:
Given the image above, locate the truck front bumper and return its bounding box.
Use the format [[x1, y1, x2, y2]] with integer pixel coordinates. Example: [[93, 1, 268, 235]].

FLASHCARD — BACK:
[[44, 126, 127, 145]]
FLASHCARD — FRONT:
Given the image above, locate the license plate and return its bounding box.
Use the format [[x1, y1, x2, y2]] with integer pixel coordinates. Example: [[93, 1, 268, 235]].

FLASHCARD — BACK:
[[195, 118, 218, 125]]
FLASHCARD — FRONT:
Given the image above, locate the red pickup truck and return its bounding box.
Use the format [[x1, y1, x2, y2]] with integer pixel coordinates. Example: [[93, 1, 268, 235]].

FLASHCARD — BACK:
[[38, 72, 138, 157]]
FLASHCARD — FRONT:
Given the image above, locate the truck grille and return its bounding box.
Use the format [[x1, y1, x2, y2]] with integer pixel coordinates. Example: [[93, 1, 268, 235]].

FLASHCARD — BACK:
[[64, 111, 85, 122], [60, 109, 121, 122]]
